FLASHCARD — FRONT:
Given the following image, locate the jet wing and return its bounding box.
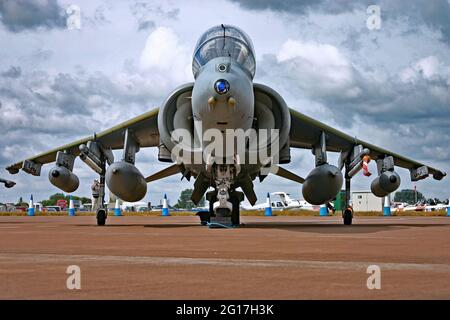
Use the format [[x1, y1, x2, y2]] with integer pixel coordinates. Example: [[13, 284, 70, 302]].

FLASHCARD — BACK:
[[289, 108, 446, 180], [6, 108, 160, 174]]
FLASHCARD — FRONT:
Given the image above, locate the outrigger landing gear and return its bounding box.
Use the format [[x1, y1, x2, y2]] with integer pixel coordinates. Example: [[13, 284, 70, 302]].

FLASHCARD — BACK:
[[343, 207, 353, 225], [342, 163, 354, 225], [92, 168, 108, 226], [81, 140, 112, 227]]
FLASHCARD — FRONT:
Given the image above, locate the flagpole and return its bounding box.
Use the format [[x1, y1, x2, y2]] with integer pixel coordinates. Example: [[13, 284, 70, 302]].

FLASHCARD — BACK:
[[414, 183, 417, 204]]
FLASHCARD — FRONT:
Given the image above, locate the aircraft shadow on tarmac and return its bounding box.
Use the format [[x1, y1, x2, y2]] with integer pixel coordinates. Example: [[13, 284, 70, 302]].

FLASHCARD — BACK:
[[76, 222, 446, 234], [0, 221, 28, 224], [77, 224, 195, 229], [239, 222, 444, 234]]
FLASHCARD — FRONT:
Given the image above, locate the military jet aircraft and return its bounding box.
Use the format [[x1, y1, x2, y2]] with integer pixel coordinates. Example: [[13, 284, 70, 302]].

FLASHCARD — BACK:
[[5, 25, 446, 226]]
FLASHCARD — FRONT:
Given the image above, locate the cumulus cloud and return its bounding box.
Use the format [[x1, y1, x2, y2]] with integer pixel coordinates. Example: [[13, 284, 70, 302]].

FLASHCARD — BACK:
[[385, 0, 450, 45], [231, 0, 450, 45], [0, 0, 65, 32], [0, 66, 174, 145], [229, 0, 365, 15], [400, 56, 450, 83], [260, 39, 450, 127], [130, 1, 179, 31], [0, 65, 159, 201], [273, 39, 357, 98], [1, 65, 21, 78], [139, 26, 193, 86]]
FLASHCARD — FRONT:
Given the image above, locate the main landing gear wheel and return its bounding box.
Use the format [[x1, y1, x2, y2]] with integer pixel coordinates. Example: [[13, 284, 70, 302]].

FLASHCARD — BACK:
[[96, 208, 107, 226], [197, 211, 211, 226], [343, 208, 353, 225], [230, 195, 240, 227]]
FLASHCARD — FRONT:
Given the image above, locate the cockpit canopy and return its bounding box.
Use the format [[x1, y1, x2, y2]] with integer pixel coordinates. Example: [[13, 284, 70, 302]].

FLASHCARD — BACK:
[[192, 24, 256, 79]]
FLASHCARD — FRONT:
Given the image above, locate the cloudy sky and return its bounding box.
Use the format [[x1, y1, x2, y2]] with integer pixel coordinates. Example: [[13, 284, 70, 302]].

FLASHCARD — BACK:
[[0, 0, 449, 206]]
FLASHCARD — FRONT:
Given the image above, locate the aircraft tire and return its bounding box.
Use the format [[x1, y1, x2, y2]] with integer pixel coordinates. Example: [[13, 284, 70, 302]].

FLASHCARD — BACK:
[[230, 196, 240, 226], [97, 209, 107, 226], [343, 208, 353, 225], [197, 211, 210, 226]]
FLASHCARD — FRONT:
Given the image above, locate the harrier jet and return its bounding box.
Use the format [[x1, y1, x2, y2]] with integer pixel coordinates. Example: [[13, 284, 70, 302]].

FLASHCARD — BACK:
[[5, 25, 446, 226]]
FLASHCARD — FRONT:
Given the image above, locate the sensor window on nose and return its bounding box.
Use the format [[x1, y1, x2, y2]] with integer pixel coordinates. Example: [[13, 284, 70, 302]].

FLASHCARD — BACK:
[[217, 63, 228, 72], [214, 79, 230, 94]]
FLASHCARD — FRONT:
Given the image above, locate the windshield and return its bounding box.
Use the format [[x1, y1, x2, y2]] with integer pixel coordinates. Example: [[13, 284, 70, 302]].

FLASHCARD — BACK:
[[192, 24, 256, 78]]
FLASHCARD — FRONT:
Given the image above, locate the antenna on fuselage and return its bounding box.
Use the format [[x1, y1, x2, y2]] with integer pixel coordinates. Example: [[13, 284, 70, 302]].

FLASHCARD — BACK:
[[221, 23, 231, 58]]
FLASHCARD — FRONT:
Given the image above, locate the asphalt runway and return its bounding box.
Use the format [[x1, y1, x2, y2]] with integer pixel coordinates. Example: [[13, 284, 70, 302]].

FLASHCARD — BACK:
[[0, 215, 449, 299]]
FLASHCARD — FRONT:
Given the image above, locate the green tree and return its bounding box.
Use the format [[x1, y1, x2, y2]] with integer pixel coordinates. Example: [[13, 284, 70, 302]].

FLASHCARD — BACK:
[[16, 197, 27, 207], [198, 196, 205, 207], [79, 197, 91, 204], [426, 198, 442, 205], [176, 189, 205, 209], [41, 193, 67, 206], [394, 189, 425, 204], [41, 193, 91, 207]]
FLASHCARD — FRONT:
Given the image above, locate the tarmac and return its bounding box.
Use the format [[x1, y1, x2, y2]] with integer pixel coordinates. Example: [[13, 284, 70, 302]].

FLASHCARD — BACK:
[[0, 215, 449, 299]]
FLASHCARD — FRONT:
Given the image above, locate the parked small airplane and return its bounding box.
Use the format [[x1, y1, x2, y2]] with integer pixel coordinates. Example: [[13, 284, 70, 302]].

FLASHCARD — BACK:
[[393, 202, 448, 212], [242, 192, 318, 211]]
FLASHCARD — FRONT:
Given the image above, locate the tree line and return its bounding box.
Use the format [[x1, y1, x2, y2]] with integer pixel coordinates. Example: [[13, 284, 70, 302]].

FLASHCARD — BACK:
[[394, 189, 448, 205]]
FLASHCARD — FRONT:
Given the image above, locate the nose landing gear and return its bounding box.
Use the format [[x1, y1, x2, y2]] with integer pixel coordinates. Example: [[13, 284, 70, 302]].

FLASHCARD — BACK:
[[200, 163, 244, 228], [209, 191, 243, 228]]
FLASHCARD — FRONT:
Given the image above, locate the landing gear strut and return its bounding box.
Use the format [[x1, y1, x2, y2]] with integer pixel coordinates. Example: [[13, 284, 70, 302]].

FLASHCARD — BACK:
[[80, 140, 112, 226], [230, 191, 244, 226], [92, 172, 107, 226], [206, 191, 242, 227], [210, 164, 234, 227], [342, 165, 353, 225]]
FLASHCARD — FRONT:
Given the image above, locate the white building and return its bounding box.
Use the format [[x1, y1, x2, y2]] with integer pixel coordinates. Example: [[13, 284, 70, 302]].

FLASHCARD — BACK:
[[352, 191, 383, 212]]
